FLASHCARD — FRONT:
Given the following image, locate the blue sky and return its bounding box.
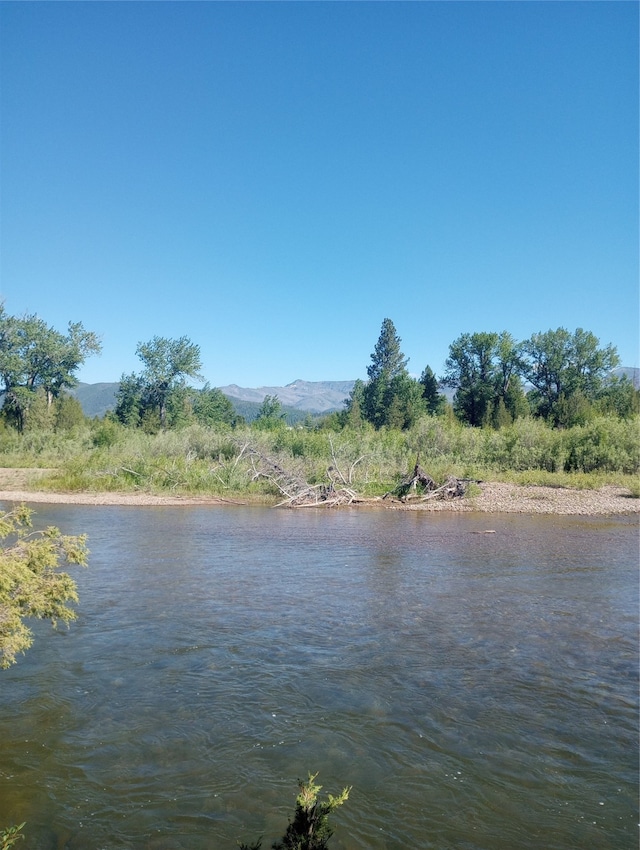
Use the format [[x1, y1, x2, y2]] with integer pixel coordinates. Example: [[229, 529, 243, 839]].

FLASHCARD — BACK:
[[1, 2, 637, 387]]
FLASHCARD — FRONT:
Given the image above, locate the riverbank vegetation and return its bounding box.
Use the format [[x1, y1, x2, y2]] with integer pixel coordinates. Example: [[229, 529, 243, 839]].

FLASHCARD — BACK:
[[0, 308, 637, 499], [0, 413, 637, 500], [0, 505, 87, 668]]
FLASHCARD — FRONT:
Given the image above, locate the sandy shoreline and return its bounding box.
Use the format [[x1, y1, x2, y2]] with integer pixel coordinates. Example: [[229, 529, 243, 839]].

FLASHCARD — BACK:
[[0, 480, 637, 515]]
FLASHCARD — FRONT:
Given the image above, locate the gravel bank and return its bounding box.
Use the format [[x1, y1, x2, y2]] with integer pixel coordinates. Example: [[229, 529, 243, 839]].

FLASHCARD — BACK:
[[0, 479, 637, 515], [391, 482, 639, 515]]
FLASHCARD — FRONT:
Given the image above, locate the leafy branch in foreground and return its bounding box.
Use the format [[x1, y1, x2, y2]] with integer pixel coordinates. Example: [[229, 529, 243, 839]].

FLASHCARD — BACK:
[[0, 505, 87, 668], [239, 773, 350, 850], [1, 822, 25, 850]]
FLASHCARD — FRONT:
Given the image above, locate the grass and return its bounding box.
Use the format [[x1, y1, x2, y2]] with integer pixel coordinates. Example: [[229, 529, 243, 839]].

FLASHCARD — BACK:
[[2, 415, 638, 500]]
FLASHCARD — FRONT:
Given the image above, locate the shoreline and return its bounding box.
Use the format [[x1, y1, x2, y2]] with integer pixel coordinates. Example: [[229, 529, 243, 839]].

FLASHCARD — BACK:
[[0, 482, 638, 515]]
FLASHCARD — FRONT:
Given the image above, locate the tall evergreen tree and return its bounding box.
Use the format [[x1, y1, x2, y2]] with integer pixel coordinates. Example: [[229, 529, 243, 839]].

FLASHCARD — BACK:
[[363, 318, 408, 427], [419, 365, 446, 415], [366, 318, 409, 382], [355, 319, 425, 429]]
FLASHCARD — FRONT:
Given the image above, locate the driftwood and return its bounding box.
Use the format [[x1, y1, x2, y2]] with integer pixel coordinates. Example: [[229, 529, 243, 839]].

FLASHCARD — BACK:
[[237, 444, 470, 508], [246, 445, 359, 508], [383, 460, 469, 502]]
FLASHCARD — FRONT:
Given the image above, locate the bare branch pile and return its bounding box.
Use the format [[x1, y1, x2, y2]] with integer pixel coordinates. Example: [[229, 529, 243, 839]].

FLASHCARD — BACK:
[[383, 460, 469, 502], [246, 445, 359, 508]]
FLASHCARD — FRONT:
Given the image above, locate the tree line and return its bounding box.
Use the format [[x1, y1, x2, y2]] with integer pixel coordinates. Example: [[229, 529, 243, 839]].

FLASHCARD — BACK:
[[0, 306, 636, 434], [340, 319, 636, 431]]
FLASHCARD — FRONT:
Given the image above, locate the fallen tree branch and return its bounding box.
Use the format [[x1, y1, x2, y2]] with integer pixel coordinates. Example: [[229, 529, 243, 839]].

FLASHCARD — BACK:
[[383, 459, 469, 502], [242, 443, 360, 508]]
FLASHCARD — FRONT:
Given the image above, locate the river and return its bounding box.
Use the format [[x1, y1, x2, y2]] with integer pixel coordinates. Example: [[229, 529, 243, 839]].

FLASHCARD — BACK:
[[0, 505, 637, 849]]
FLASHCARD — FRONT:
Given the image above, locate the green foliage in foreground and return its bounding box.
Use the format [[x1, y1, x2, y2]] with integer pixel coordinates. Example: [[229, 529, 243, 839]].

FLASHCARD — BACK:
[[0, 506, 87, 668], [0, 823, 25, 850], [239, 774, 350, 850]]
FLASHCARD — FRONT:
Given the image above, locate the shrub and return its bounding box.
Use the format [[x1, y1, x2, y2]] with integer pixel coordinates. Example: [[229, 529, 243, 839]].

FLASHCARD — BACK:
[[563, 416, 640, 474], [239, 774, 350, 850]]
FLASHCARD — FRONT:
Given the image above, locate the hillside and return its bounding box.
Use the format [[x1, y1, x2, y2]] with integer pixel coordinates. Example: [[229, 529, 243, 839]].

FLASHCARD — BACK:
[[70, 379, 355, 421], [612, 366, 640, 389], [217, 379, 355, 412]]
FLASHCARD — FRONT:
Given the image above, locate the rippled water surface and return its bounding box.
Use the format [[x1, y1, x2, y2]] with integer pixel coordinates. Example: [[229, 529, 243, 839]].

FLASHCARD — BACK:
[[0, 505, 637, 849]]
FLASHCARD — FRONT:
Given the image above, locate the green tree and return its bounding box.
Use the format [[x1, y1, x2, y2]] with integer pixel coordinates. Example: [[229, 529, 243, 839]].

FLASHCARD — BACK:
[[494, 332, 526, 414], [54, 394, 86, 432], [0, 307, 101, 432], [191, 384, 236, 427], [114, 336, 203, 429], [343, 379, 365, 428], [357, 319, 424, 429], [114, 373, 144, 428], [239, 773, 350, 850], [418, 365, 446, 415], [385, 372, 427, 429], [0, 505, 87, 669], [366, 318, 409, 383], [255, 395, 286, 429], [443, 331, 527, 427], [136, 336, 203, 428], [442, 332, 499, 426], [519, 327, 620, 424], [597, 374, 640, 419]]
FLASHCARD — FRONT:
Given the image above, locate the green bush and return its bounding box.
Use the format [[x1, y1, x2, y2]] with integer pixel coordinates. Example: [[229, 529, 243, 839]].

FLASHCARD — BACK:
[[563, 416, 640, 474], [239, 774, 349, 850]]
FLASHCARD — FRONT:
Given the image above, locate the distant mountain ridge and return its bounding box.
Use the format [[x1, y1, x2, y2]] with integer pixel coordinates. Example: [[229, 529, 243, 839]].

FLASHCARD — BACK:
[[217, 379, 355, 412], [70, 379, 356, 419], [613, 366, 640, 389]]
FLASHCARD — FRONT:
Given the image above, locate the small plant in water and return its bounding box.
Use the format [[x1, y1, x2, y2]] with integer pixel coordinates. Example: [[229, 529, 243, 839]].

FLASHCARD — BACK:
[[238, 773, 350, 850], [1, 823, 25, 850]]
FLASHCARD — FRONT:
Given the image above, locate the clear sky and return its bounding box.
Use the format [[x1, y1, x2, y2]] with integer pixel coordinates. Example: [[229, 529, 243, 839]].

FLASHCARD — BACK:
[[1, 1, 638, 388]]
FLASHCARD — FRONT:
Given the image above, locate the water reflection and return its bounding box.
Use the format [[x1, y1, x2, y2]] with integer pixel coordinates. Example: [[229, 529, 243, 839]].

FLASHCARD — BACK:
[[0, 506, 637, 849]]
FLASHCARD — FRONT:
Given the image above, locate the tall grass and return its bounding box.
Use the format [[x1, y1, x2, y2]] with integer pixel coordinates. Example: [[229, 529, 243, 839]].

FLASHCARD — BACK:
[[10, 414, 640, 498]]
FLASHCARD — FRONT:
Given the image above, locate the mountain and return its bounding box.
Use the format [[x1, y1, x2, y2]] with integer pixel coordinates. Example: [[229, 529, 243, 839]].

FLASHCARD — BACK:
[[70, 379, 355, 420], [611, 367, 640, 389], [69, 382, 119, 418], [217, 379, 355, 413]]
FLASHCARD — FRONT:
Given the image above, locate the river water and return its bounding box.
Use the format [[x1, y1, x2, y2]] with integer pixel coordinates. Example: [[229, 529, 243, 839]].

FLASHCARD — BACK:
[[0, 505, 637, 850]]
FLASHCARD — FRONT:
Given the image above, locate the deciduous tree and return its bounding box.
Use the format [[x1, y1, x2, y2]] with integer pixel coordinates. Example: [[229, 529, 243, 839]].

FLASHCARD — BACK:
[[0, 306, 101, 432], [191, 384, 236, 427], [442, 331, 526, 427], [255, 394, 286, 429], [442, 332, 500, 426], [114, 336, 203, 429], [519, 328, 619, 425]]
